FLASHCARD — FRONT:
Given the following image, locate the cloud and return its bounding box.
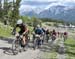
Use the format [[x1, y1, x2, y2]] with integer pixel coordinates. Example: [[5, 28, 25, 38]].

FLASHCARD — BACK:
[[20, 1, 52, 6], [21, 0, 75, 2], [19, 0, 75, 14], [21, 0, 57, 3], [19, 4, 47, 14], [20, 0, 75, 8], [19, 5, 33, 11]]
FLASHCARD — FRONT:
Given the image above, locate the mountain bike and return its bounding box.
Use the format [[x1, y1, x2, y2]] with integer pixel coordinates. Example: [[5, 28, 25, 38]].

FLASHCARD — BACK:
[[33, 34, 43, 50], [51, 35, 56, 42], [12, 34, 29, 55]]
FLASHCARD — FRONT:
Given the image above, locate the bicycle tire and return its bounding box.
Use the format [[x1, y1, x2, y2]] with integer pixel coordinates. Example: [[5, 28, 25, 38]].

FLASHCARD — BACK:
[[12, 39, 20, 55]]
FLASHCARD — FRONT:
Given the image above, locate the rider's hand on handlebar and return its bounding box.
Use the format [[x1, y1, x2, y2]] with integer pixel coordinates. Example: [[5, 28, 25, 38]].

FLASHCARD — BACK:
[[15, 33, 19, 37], [23, 32, 26, 35]]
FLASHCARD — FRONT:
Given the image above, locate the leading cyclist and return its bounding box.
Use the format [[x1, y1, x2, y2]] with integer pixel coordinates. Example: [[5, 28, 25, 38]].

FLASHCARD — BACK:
[[12, 19, 29, 48]]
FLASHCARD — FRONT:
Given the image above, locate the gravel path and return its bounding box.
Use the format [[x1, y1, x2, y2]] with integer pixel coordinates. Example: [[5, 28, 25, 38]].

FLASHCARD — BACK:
[[0, 38, 41, 59], [0, 26, 70, 59]]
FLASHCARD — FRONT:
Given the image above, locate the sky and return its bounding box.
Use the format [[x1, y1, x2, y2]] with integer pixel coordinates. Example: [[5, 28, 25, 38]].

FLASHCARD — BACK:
[[2, 0, 75, 14], [19, 0, 75, 14]]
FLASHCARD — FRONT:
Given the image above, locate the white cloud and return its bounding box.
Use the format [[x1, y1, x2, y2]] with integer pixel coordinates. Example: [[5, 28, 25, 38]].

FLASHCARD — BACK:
[[21, 0, 75, 2], [45, 2, 64, 9], [20, 0, 75, 14], [21, 0, 57, 2], [19, 4, 46, 14], [19, 5, 33, 12]]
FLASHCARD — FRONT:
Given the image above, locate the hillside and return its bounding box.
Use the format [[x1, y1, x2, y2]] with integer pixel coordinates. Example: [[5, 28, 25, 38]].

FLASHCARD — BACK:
[[0, 22, 13, 37]]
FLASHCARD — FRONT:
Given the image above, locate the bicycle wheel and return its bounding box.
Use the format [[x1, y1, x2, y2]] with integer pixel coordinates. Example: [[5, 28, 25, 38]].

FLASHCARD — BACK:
[[12, 39, 20, 55]]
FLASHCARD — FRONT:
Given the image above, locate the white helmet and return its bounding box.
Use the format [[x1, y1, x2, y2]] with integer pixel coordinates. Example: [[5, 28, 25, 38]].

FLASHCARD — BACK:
[[37, 24, 40, 28], [17, 19, 23, 24]]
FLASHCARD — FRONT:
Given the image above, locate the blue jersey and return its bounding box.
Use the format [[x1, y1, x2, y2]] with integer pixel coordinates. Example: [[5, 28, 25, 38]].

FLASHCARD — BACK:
[[35, 28, 43, 35]]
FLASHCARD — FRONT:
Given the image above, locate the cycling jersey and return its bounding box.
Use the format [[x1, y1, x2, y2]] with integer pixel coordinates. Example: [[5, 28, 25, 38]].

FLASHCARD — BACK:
[[35, 28, 43, 35], [52, 31, 57, 36], [13, 23, 28, 35]]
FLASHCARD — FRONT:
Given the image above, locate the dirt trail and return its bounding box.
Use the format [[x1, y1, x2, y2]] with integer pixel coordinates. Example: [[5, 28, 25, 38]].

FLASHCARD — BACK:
[[0, 38, 41, 59]]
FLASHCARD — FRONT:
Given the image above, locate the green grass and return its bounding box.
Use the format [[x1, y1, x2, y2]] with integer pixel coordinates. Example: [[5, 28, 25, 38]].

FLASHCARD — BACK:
[[42, 52, 57, 59], [0, 23, 33, 38], [40, 39, 61, 59], [0, 27, 12, 37], [64, 38, 75, 59], [0, 25, 12, 38], [28, 26, 33, 33]]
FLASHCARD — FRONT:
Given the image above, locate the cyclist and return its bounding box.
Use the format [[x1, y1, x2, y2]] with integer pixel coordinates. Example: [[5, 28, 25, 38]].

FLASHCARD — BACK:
[[41, 27, 46, 44], [63, 32, 68, 41], [57, 32, 60, 38], [45, 29, 50, 43], [33, 25, 44, 48], [42, 27, 46, 34], [12, 19, 29, 49], [51, 29, 57, 41]]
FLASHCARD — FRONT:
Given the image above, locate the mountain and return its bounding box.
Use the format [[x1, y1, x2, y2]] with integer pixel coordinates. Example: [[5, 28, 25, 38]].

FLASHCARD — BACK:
[[38, 5, 75, 22], [21, 10, 37, 16], [20, 5, 75, 22]]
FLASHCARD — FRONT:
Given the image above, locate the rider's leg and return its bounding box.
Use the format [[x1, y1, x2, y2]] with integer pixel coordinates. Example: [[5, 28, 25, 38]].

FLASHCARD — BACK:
[[21, 35, 27, 51], [22, 33, 28, 45], [23, 35, 26, 45], [15, 33, 19, 38], [22, 36, 26, 51]]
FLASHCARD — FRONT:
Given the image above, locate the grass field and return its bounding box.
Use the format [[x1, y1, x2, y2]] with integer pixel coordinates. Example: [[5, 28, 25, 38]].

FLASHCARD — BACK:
[[42, 52, 57, 59], [0, 23, 33, 38], [0, 25, 12, 37], [64, 37, 75, 59]]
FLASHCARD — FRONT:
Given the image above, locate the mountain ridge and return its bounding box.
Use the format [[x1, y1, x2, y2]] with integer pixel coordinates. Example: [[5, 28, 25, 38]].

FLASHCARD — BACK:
[[20, 4, 75, 22]]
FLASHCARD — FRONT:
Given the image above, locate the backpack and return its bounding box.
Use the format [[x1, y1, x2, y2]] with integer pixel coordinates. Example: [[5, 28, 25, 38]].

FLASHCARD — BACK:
[[35, 28, 43, 34]]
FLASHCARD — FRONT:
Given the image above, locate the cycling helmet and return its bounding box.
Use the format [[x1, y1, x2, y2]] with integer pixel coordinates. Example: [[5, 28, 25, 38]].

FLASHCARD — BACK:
[[37, 24, 40, 28], [53, 29, 55, 32], [17, 19, 23, 24]]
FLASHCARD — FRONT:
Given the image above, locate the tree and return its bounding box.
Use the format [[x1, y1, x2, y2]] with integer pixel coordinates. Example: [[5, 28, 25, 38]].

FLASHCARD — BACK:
[[31, 17, 42, 27], [0, 0, 21, 26], [8, 0, 21, 26], [0, 0, 2, 18]]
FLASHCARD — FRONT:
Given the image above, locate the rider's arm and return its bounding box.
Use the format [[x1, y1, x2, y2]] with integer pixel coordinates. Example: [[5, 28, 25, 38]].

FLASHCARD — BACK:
[[23, 24, 29, 34], [12, 25, 18, 34], [41, 28, 44, 35]]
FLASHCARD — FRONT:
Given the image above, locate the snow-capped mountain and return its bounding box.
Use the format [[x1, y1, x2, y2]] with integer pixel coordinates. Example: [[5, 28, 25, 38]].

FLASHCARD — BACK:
[[38, 5, 75, 22], [19, 1, 75, 22]]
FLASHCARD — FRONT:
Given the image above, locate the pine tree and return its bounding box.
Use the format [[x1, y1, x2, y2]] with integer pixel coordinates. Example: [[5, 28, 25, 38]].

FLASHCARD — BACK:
[[0, 0, 2, 18], [10, 0, 21, 26]]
